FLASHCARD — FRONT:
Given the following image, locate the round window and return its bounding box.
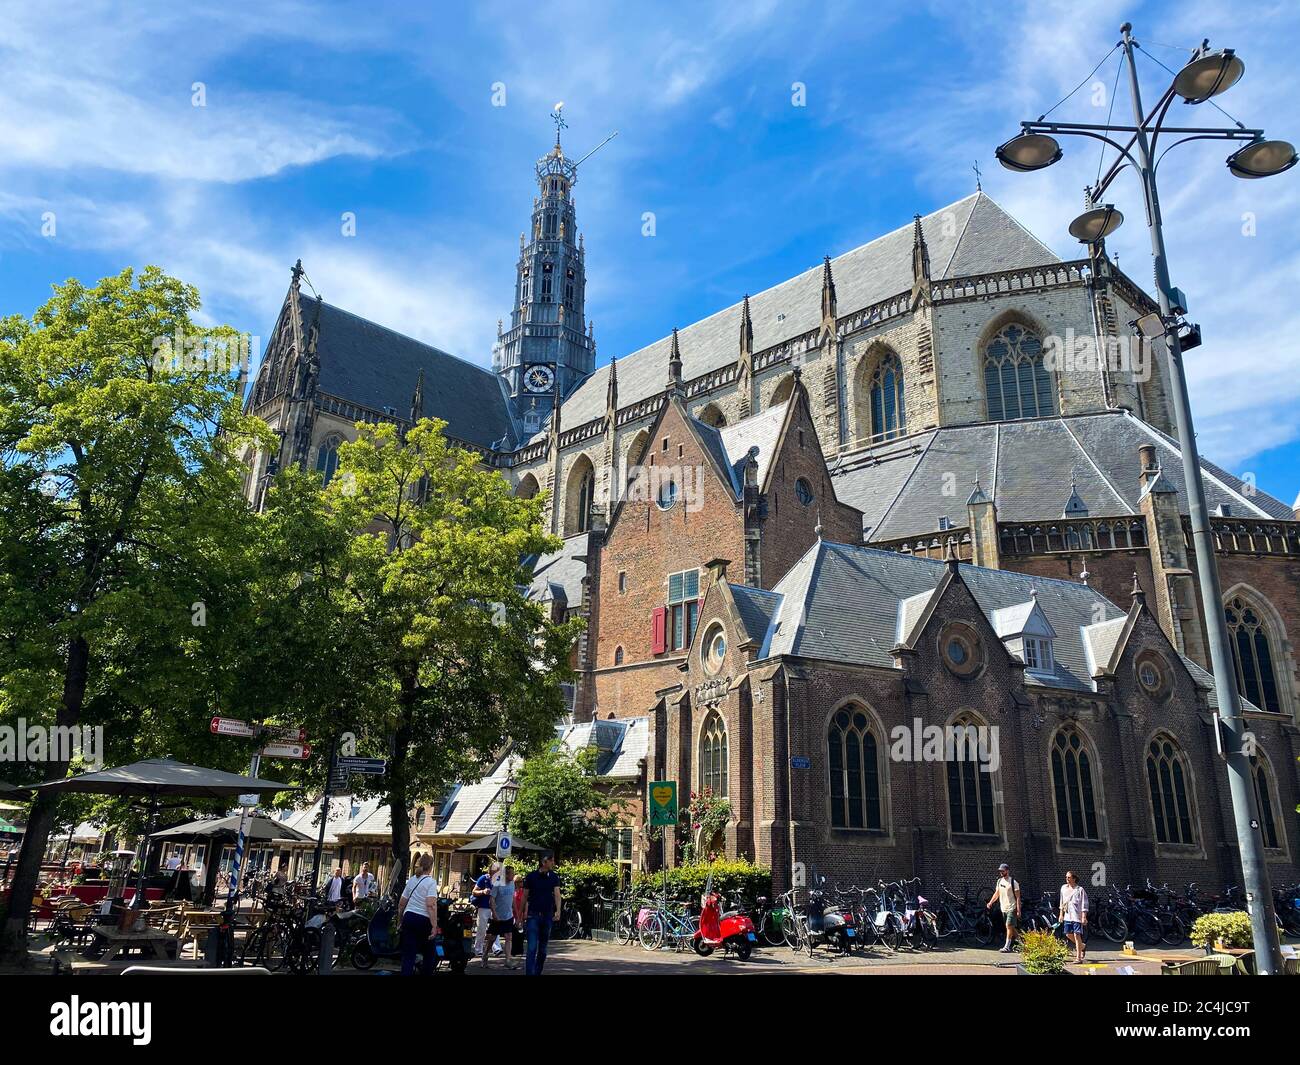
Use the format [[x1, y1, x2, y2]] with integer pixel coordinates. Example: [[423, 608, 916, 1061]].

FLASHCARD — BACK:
[[1135, 651, 1168, 697], [795, 478, 814, 507], [940, 624, 982, 677], [656, 479, 679, 510], [703, 623, 727, 674]]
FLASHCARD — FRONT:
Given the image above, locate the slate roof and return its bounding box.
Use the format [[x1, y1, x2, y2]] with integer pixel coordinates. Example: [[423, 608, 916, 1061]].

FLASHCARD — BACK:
[[304, 295, 517, 451], [832, 410, 1294, 541], [729, 584, 782, 644], [689, 400, 789, 497], [275, 795, 388, 846], [547, 193, 1058, 434], [524, 533, 588, 608], [754, 539, 1235, 701], [757, 539, 1129, 692], [556, 717, 648, 778]]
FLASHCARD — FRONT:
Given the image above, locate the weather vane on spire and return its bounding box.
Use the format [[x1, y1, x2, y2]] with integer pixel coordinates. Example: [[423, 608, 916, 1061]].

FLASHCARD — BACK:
[[551, 101, 567, 147]]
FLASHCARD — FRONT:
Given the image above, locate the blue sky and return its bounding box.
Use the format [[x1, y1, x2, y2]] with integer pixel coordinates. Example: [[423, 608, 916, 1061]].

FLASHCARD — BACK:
[[2, 0, 1297, 506]]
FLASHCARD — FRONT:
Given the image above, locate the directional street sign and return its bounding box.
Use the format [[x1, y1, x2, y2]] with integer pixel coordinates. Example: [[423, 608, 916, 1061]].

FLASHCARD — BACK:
[[210, 716, 255, 738], [337, 757, 387, 775], [271, 727, 307, 744], [326, 764, 350, 795], [260, 742, 311, 761]]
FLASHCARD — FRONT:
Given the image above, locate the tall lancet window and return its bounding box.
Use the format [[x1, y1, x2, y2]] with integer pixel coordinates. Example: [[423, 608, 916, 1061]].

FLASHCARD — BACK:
[[869, 353, 906, 441], [1225, 596, 1283, 713], [984, 323, 1056, 421]]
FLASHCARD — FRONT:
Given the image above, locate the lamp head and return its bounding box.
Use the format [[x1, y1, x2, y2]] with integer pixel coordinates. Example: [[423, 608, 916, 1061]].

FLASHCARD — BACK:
[[995, 132, 1062, 172]]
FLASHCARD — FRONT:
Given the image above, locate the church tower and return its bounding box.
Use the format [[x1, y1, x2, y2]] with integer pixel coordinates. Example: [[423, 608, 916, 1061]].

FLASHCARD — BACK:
[[495, 108, 597, 432]]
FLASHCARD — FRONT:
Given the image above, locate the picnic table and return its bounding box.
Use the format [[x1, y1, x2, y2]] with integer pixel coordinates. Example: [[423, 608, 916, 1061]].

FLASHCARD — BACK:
[[82, 924, 178, 962]]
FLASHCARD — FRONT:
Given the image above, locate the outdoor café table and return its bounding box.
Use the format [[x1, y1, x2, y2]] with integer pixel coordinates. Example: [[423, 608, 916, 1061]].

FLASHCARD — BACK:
[[82, 924, 177, 962]]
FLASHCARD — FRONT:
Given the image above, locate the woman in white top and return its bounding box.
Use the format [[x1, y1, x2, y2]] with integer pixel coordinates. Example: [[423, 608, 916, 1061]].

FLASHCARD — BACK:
[[1058, 870, 1089, 963], [398, 854, 439, 976]]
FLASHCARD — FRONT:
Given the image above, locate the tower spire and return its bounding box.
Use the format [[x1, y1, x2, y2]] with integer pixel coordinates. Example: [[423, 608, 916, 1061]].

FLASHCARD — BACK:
[[498, 110, 595, 422], [409, 367, 425, 425], [739, 293, 753, 358], [667, 328, 684, 393], [820, 256, 837, 320], [912, 214, 931, 282]]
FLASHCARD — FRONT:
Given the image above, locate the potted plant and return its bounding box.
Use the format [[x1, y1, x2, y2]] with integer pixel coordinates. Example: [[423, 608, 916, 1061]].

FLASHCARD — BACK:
[[1016, 929, 1071, 974]]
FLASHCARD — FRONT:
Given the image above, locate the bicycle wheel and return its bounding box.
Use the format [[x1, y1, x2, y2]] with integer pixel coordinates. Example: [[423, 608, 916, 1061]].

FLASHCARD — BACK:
[[261, 925, 291, 971], [781, 912, 800, 949], [973, 912, 995, 947], [615, 909, 634, 945], [638, 912, 664, 951], [1097, 910, 1127, 943], [917, 914, 938, 951], [1160, 915, 1186, 946], [1133, 911, 1162, 946], [879, 915, 903, 952]]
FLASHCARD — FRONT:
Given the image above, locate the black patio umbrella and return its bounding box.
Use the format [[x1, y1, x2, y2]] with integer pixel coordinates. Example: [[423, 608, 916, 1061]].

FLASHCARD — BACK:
[[149, 813, 312, 844], [456, 830, 545, 854], [0, 779, 31, 798], [34, 758, 296, 906]]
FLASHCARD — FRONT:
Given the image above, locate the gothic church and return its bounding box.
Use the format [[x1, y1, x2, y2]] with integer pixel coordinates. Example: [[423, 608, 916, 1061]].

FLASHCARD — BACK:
[[244, 127, 1300, 892]]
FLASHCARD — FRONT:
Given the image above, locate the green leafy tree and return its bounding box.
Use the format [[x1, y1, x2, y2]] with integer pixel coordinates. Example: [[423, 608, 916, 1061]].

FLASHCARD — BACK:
[[323, 419, 581, 888], [0, 268, 271, 961], [508, 744, 618, 861]]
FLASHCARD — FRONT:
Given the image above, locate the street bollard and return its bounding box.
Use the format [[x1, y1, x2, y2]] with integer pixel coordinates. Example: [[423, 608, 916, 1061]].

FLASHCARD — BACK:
[[319, 919, 335, 975]]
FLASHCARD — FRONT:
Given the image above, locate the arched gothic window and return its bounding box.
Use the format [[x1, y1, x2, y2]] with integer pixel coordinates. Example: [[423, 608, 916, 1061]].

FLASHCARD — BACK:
[[984, 322, 1056, 421], [564, 456, 595, 535], [1146, 735, 1195, 845], [868, 353, 906, 441], [316, 437, 341, 486], [947, 713, 997, 835], [1050, 727, 1100, 840], [1251, 756, 1281, 849], [699, 710, 728, 798], [1225, 596, 1283, 713], [828, 706, 882, 830]]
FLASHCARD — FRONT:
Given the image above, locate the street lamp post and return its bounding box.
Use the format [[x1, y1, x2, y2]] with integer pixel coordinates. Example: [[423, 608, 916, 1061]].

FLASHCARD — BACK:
[[997, 23, 1296, 974]]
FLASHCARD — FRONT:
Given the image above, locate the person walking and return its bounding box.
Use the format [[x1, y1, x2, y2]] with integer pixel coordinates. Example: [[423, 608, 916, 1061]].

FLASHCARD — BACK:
[[471, 860, 500, 960], [325, 867, 344, 907], [985, 862, 1021, 953], [512, 871, 527, 948], [398, 854, 439, 976], [483, 863, 517, 968], [523, 851, 562, 976], [352, 862, 377, 905], [1058, 870, 1089, 963]]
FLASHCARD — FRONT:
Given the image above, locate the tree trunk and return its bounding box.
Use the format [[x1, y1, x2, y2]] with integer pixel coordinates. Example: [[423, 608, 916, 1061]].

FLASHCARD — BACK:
[[386, 698, 414, 897], [0, 634, 89, 965]]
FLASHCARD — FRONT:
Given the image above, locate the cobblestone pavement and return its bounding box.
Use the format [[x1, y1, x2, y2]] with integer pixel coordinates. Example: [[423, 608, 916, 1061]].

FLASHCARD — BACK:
[[10, 936, 1176, 975]]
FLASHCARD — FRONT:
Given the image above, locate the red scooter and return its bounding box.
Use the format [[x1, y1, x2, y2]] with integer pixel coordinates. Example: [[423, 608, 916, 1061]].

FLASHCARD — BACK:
[[693, 878, 758, 961]]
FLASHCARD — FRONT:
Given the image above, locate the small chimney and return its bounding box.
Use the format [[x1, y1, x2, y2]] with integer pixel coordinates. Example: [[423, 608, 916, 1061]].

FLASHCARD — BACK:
[[1138, 443, 1158, 486], [704, 558, 731, 583]]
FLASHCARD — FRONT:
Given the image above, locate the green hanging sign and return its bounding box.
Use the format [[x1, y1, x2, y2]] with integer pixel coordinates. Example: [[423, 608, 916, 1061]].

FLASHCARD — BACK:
[[648, 780, 678, 827]]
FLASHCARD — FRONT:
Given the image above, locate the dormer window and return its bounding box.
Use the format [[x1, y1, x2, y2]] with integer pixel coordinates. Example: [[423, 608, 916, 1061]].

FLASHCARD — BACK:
[[1022, 636, 1053, 673], [992, 594, 1057, 676]]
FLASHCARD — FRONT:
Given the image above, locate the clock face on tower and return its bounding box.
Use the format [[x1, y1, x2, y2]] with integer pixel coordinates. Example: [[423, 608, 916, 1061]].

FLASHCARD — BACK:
[[523, 363, 556, 394]]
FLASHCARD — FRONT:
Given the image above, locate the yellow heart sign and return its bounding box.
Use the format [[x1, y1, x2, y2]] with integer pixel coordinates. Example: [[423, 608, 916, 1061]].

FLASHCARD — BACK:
[[652, 786, 673, 807]]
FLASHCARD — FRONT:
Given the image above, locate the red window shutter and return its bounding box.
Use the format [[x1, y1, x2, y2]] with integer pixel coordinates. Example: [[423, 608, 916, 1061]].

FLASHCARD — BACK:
[[651, 607, 667, 655]]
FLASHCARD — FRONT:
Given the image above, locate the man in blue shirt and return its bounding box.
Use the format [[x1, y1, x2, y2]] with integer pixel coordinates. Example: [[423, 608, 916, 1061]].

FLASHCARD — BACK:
[[523, 851, 562, 975], [471, 860, 499, 960]]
